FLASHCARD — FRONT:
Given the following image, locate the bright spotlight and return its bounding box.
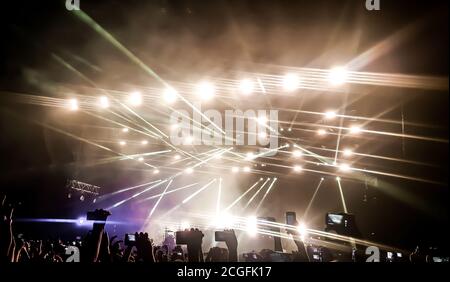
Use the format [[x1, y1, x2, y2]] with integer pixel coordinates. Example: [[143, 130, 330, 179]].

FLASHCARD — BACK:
[[317, 129, 327, 136], [122, 127, 129, 133], [325, 110, 337, 119], [336, 176, 341, 181], [246, 216, 257, 237], [196, 81, 215, 101], [141, 140, 148, 145], [245, 152, 255, 160], [77, 217, 86, 226], [256, 116, 268, 125], [339, 163, 351, 172], [174, 154, 181, 160], [68, 98, 78, 111], [138, 157, 144, 162], [258, 132, 267, 139], [185, 167, 194, 174], [119, 141, 126, 146], [153, 169, 160, 174], [282, 73, 300, 92], [297, 222, 308, 240], [128, 91, 142, 106], [243, 166, 251, 172], [349, 125, 362, 134], [293, 150, 303, 158], [231, 167, 239, 173], [293, 165, 303, 172], [343, 148, 353, 157], [329, 67, 348, 86], [239, 79, 254, 95], [99, 96, 109, 108], [163, 87, 178, 104], [184, 136, 194, 145]]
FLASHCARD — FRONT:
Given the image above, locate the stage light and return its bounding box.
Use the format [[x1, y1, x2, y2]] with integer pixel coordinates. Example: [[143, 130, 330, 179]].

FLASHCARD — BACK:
[[68, 98, 78, 111], [128, 91, 142, 106], [282, 73, 300, 91], [280, 128, 284, 132], [245, 152, 255, 160], [293, 150, 303, 158], [99, 96, 109, 108], [246, 216, 257, 237], [343, 148, 353, 157], [297, 222, 308, 240], [79, 195, 85, 201], [153, 169, 160, 174], [184, 136, 194, 145], [141, 140, 148, 145], [196, 81, 215, 101], [293, 165, 303, 172], [119, 141, 126, 146], [329, 67, 348, 86], [287, 128, 292, 132], [339, 163, 351, 172], [174, 154, 181, 160], [138, 157, 144, 162], [297, 222, 307, 234], [239, 78, 254, 95], [336, 176, 341, 181], [256, 116, 267, 125], [231, 167, 239, 173], [325, 110, 337, 119], [243, 166, 251, 172], [258, 131, 267, 138], [185, 167, 194, 174], [321, 177, 325, 181], [163, 87, 178, 104], [317, 129, 327, 136], [122, 127, 129, 133], [77, 217, 85, 226], [349, 125, 362, 134]]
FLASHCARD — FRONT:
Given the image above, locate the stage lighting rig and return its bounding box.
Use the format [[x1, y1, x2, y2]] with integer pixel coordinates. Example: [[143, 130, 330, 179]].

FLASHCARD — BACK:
[[66, 179, 101, 202]]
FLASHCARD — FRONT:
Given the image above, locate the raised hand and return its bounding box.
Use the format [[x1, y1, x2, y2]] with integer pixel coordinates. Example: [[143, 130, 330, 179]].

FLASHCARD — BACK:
[[185, 228, 204, 262], [0, 195, 14, 262], [135, 232, 154, 262], [86, 209, 111, 262], [223, 229, 238, 262]]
